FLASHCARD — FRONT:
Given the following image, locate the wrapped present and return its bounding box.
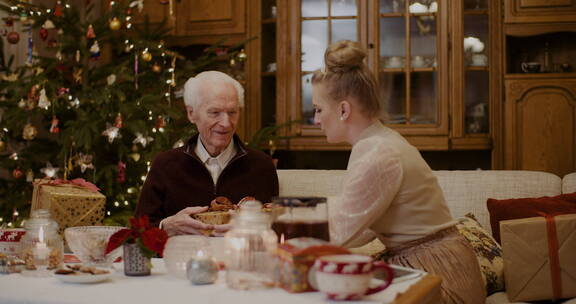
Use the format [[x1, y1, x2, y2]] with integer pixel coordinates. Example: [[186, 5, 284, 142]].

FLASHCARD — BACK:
[[501, 214, 576, 302], [277, 237, 349, 293], [31, 178, 105, 235], [0, 229, 26, 256]]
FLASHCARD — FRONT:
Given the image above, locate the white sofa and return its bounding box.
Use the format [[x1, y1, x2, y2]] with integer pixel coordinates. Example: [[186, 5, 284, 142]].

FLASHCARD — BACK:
[[276, 169, 576, 304]]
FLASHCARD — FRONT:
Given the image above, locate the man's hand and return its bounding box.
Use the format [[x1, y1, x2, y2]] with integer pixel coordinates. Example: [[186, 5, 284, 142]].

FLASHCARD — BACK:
[[162, 206, 213, 236], [211, 223, 231, 237]]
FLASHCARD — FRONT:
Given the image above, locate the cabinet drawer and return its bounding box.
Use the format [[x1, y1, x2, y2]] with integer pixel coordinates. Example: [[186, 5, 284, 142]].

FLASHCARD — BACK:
[[505, 0, 576, 23]]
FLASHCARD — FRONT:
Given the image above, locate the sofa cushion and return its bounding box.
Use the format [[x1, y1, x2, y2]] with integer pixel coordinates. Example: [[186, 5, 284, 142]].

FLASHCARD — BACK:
[[487, 193, 576, 243], [434, 170, 561, 234], [456, 213, 504, 296], [277, 169, 346, 197], [563, 173, 576, 194]]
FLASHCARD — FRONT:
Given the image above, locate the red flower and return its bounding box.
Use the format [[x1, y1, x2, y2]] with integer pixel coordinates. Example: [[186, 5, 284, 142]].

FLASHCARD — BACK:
[[105, 215, 168, 258]]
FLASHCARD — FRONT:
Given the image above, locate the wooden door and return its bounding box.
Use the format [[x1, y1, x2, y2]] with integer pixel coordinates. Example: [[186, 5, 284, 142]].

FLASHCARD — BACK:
[[504, 78, 576, 176], [504, 0, 576, 23], [176, 0, 246, 36]]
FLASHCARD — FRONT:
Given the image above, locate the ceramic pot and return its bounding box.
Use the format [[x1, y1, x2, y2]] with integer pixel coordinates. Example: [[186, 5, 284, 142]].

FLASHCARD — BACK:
[[123, 243, 150, 276]]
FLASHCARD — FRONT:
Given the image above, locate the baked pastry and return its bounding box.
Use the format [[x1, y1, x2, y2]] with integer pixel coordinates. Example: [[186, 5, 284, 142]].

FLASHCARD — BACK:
[[191, 196, 235, 235]]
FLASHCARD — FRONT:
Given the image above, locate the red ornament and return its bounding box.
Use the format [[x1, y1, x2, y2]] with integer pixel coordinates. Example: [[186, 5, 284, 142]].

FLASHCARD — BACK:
[[54, 1, 63, 17], [116, 161, 126, 183], [156, 115, 166, 129], [86, 24, 95, 39], [50, 115, 60, 134], [114, 113, 123, 128], [12, 168, 24, 179], [7, 32, 19, 44], [39, 27, 48, 41]]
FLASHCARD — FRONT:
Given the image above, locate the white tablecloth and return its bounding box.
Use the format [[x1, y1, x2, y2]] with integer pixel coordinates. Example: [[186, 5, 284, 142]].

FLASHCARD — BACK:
[[0, 259, 422, 304]]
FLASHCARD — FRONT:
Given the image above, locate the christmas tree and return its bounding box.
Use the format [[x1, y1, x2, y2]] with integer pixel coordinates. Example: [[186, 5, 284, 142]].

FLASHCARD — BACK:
[[0, 0, 247, 227]]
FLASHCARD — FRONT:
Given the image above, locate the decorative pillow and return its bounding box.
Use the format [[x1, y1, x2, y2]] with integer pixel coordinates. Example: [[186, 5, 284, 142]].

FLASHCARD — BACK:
[[487, 192, 576, 243], [456, 213, 504, 295]]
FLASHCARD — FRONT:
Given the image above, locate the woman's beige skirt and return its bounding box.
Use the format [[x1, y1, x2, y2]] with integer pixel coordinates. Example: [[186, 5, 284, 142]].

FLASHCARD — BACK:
[[375, 227, 486, 304]]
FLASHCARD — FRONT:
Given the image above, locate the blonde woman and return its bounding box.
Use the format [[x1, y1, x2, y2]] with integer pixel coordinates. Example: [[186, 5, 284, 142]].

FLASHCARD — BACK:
[[312, 40, 485, 304]]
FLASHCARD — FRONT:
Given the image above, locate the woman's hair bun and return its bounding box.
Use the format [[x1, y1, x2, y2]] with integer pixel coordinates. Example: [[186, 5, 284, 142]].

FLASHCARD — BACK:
[[324, 40, 366, 74]]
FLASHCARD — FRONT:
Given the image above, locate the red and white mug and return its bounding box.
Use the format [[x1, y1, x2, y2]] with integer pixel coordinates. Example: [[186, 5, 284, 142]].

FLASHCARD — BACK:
[[314, 254, 394, 301]]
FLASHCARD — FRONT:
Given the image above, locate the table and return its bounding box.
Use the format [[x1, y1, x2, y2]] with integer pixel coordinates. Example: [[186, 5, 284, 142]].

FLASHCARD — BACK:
[[0, 259, 440, 304]]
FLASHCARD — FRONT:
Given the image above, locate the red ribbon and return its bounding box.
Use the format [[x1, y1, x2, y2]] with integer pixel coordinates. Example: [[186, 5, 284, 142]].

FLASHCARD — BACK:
[[35, 178, 100, 192], [537, 212, 563, 300]]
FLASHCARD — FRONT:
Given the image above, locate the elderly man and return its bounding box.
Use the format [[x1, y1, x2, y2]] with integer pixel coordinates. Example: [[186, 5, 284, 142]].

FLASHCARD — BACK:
[[135, 71, 279, 236]]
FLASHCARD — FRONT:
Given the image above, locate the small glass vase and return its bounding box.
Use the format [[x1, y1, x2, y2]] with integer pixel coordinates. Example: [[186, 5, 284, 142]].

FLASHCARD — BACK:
[[123, 243, 150, 276]]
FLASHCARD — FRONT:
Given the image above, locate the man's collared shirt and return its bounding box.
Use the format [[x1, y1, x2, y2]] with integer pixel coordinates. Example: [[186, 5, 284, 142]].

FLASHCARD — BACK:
[[194, 137, 237, 185]]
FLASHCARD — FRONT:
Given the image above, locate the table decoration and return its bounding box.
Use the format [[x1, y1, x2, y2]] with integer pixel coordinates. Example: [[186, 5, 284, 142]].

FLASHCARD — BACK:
[[105, 215, 168, 276], [186, 249, 218, 285]]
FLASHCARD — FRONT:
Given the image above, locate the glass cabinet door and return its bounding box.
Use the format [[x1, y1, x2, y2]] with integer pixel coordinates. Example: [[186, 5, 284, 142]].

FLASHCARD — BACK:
[[299, 0, 360, 133], [377, 0, 447, 135], [463, 0, 489, 135]]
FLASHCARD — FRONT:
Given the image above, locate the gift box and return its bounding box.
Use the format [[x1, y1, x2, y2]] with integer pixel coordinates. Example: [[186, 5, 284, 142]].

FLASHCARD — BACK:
[[501, 214, 576, 302], [0, 229, 26, 256], [277, 237, 349, 293], [31, 178, 106, 235]]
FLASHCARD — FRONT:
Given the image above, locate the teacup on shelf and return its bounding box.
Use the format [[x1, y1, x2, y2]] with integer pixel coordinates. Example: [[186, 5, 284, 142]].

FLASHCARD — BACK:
[[470, 54, 487, 67], [383, 56, 404, 69], [521, 62, 541, 73], [411, 55, 426, 68]]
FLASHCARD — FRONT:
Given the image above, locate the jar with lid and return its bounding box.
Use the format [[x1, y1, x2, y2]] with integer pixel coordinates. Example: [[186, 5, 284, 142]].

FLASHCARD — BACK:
[[224, 200, 278, 290], [20, 209, 63, 277]]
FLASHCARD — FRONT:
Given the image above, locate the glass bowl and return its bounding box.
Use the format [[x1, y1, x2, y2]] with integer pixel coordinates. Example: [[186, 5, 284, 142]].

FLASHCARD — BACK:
[[64, 226, 125, 268], [163, 235, 210, 279]]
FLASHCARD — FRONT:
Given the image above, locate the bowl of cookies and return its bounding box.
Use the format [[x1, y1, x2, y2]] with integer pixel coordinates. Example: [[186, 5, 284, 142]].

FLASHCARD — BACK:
[[64, 226, 125, 268]]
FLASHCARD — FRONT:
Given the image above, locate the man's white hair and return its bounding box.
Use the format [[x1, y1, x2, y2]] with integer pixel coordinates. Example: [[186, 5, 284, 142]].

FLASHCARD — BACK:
[[183, 71, 244, 110]]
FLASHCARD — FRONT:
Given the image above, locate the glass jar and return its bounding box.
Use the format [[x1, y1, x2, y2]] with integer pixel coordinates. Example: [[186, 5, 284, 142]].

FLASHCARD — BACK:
[[271, 197, 329, 242], [20, 209, 63, 277], [224, 200, 277, 290]]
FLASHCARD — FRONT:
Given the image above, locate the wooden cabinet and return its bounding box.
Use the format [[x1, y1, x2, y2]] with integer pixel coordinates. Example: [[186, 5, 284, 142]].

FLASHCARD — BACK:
[[504, 76, 576, 176], [134, 0, 245, 38], [246, 0, 502, 153], [177, 0, 246, 36], [504, 0, 576, 23]]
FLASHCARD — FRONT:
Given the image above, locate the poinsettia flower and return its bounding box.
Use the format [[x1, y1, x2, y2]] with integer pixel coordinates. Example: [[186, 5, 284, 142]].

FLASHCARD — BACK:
[[105, 228, 132, 254], [142, 228, 168, 256]]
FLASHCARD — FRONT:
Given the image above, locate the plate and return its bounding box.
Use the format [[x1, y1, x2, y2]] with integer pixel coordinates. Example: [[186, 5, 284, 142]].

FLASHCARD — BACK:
[[54, 272, 113, 284]]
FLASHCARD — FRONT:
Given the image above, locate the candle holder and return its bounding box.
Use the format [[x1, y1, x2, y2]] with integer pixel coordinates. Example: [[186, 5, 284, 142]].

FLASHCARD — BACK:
[[20, 209, 63, 277], [186, 250, 218, 285]]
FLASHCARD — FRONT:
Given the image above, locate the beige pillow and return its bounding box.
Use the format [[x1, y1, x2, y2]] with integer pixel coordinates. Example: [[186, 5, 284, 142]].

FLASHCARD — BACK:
[[456, 213, 504, 295]]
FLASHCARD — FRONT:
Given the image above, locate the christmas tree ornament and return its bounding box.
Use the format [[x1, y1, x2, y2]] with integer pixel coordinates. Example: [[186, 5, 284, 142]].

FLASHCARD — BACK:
[[114, 113, 123, 128], [109, 17, 121, 31], [57, 87, 69, 96], [172, 139, 185, 148], [47, 39, 58, 48], [9, 153, 19, 160], [54, 1, 63, 17], [49, 115, 60, 133], [152, 63, 162, 73], [134, 52, 139, 89], [70, 97, 80, 108], [19, 13, 28, 23], [89, 41, 100, 59], [75, 50, 81, 62], [117, 161, 126, 183], [25, 169, 34, 182], [39, 27, 48, 40], [40, 162, 59, 178], [141, 50, 152, 62], [107, 74, 116, 85], [37, 88, 50, 109], [7, 32, 19, 44], [130, 0, 144, 12], [12, 168, 24, 179], [131, 144, 138, 152], [18, 99, 26, 108], [133, 132, 154, 148], [57, 28, 63, 35], [43, 19, 55, 29], [76, 153, 94, 173], [86, 24, 96, 39], [156, 115, 166, 130], [73, 68, 83, 84], [237, 48, 247, 61], [55, 50, 63, 61], [129, 153, 141, 162], [0, 139, 5, 152], [22, 123, 38, 140], [102, 125, 121, 143]]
